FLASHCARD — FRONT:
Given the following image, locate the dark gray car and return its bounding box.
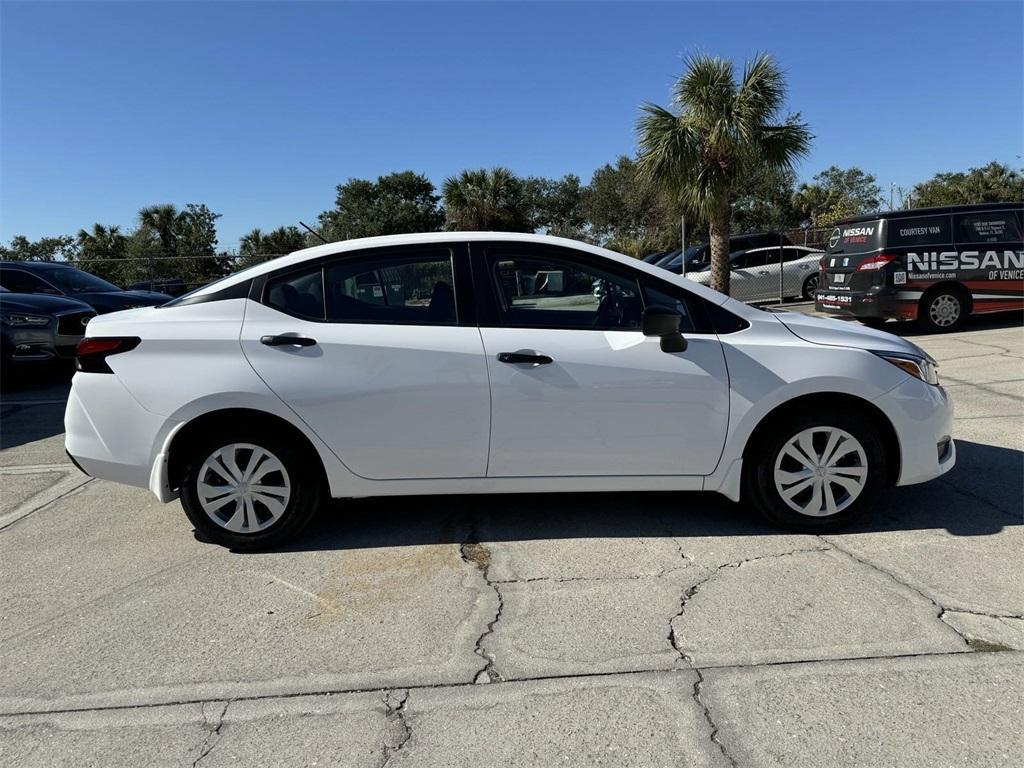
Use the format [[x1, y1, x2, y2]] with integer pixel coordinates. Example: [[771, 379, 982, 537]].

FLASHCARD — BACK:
[[0, 261, 171, 314], [1, 286, 96, 366]]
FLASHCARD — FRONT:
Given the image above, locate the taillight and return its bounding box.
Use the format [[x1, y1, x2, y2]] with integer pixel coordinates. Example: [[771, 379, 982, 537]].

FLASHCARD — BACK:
[[76, 336, 140, 373], [856, 253, 897, 271], [818, 256, 826, 273]]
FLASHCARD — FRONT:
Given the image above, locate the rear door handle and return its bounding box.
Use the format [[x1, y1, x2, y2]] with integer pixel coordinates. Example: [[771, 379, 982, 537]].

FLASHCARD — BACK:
[[260, 335, 317, 347], [497, 352, 553, 365]]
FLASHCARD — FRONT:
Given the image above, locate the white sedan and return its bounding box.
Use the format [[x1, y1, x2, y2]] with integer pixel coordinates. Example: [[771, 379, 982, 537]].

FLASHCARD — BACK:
[[65, 233, 953, 549], [684, 245, 823, 302]]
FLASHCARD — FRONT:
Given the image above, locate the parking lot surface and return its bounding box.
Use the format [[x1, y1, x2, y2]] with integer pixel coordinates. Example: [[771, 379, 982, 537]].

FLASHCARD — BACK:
[[1, 311, 1022, 767]]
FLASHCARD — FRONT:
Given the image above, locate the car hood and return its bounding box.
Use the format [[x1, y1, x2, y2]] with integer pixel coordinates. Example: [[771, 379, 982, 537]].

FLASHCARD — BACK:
[[0, 292, 94, 314], [770, 309, 928, 358]]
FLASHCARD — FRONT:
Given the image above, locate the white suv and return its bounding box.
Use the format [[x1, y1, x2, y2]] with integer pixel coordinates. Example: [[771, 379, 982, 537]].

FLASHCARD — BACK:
[[65, 233, 954, 549]]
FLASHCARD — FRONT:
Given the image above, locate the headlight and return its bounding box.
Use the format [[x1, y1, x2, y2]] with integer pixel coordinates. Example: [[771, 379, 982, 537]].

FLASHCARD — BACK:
[[873, 351, 940, 386], [2, 313, 50, 327]]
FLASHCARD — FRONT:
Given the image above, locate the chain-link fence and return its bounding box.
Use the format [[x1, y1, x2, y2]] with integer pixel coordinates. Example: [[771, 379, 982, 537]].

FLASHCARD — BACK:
[[657, 226, 833, 306], [5, 228, 835, 306]]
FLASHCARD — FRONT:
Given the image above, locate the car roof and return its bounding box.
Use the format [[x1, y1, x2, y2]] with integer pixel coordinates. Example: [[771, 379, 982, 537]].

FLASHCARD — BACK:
[[0, 260, 77, 270], [186, 231, 734, 307], [838, 201, 1022, 225]]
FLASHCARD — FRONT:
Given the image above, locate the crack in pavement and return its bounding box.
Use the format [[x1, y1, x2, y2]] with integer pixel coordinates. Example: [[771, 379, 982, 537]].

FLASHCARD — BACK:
[[377, 689, 411, 767], [460, 529, 504, 684], [936, 477, 1022, 522], [665, 546, 829, 768], [0, 476, 93, 531], [820, 536, 975, 650], [191, 699, 230, 767]]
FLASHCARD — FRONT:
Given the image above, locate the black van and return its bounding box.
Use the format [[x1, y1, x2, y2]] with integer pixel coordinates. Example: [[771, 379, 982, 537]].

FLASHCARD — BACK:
[[815, 202, 1024, 331]]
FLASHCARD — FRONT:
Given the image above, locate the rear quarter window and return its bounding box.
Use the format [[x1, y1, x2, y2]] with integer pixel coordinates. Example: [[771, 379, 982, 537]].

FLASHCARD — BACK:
[[886, 216, 951, 248], [954, 211, 1023, 243]]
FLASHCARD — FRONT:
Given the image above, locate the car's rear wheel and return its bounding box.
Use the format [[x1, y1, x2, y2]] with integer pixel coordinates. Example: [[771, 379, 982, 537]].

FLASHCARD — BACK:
[[744, 412, 886, 531], [918, 286, 967, 332], [180, 430, 322, 550], [801, 274, 819, 300]]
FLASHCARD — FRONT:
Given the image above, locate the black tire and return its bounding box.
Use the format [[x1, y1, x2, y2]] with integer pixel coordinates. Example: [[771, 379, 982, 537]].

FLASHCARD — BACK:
[[801, 274, 819, 300], [743, 410, 887, 532], [917, 286, 968, 333], [179, 428, 323, 550]]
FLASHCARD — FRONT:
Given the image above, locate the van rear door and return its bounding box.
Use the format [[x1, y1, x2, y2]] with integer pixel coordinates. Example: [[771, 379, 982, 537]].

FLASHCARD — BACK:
[[822, 220, 884, 290]]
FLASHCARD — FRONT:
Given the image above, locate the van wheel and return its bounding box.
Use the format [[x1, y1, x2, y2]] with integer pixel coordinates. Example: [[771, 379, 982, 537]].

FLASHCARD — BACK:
[[801, 274, 819, 300], [918, 286, 967, 332], [743, 412, 885, 532], [179, 430, 323, 550]]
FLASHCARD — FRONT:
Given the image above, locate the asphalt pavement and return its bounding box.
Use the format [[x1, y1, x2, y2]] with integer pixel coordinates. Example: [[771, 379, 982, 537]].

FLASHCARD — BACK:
[[1, 308, 1021, 767]]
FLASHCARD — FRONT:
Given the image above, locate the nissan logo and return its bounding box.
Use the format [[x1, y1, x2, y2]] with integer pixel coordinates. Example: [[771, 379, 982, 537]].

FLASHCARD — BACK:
[[828, 228, 841, 249], [81, 316, 90, 327]]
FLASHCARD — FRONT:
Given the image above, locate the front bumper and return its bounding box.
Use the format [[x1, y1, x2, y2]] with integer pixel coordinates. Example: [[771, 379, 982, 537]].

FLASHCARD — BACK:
[[874, 375, 955, 486]]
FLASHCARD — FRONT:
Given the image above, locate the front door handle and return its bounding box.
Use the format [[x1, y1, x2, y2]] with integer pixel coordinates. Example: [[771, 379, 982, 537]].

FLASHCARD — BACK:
[[497, 352, 553, 365], [260, 334, 317, 347]]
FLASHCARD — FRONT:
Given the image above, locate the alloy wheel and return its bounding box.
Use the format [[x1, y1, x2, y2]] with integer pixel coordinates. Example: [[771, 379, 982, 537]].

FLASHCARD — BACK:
[[773, 427, 868, 517], [197, 443, 291, 533], [928, 293, 961, 328]]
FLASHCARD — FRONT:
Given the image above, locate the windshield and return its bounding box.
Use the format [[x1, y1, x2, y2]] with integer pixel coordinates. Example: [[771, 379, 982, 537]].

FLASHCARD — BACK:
[[39, 267, 119, 294]]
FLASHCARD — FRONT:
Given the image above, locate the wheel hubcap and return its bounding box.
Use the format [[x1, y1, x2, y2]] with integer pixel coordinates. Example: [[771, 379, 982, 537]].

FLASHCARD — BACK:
[[929, 294, 960, 327], [197, 443, 291, 533], [805, 276, 818, 296], [773, 427, 868, 517]]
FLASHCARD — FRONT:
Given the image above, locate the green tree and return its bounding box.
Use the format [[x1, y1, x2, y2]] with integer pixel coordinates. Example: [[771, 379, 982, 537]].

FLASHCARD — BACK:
[[238, 226, 308, 268], [584, 156, 673, 255], [523, 174, 588, 238], [442, 167, 533, 232], [318, 171, 443, 240], [912, 161, 1024, 207], [732, 165, 799, 233], [637, 53, 811, 294], [75, 224, 128, 284], [792, 166, 882, 226], [0, 234, 76, 262], [126, 203, 225, 289]]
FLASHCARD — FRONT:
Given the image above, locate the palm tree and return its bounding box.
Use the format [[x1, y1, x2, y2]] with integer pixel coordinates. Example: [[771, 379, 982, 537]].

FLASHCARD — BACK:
[[138, 204, 184, 258], [637, 53, 811, 294], [442, 168, 532, 232]]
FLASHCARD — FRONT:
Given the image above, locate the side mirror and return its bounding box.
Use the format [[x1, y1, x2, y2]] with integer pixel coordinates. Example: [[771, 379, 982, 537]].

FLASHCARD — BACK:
[[642, 306, 687, 353]]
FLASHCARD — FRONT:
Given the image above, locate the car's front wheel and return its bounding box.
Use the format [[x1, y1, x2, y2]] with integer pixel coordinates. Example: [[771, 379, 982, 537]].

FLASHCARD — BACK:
[[744, 412, 886, 531], [179, 430, 323, 550]]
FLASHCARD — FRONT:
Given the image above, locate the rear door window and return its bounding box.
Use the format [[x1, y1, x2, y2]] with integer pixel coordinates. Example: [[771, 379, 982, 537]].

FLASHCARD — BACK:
[[954, 211, 1023, 244], [325, 249, 457, 325], [887, 216, 952, 248]]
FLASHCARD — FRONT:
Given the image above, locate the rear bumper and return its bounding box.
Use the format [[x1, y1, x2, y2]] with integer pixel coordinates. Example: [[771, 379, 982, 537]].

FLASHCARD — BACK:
[[873, 375, 955, 486], [64, 373, 179, 496], [815, 288, 918, 321]]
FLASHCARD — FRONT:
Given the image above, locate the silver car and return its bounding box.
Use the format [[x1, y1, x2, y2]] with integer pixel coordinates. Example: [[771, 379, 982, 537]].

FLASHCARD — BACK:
[[684, 245, 823, 302]]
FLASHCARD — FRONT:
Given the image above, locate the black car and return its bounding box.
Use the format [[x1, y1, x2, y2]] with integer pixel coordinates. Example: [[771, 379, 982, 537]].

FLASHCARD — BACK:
[[0, 261, 171, 313], [1, 286, 96, 366], [658, 231, 794, 273]]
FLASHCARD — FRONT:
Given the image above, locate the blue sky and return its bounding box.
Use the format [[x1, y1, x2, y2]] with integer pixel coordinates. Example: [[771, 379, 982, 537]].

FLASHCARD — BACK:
[[2, 0, 1022, 248]]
